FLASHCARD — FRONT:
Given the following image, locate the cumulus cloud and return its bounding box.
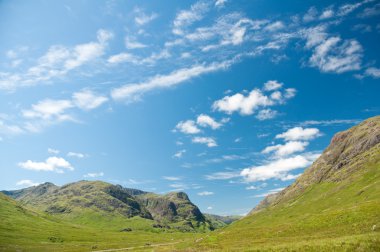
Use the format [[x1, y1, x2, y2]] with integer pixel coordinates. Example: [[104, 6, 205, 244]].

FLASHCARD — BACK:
[[84, 172, 104, 178], [18, 156, 74, 173], [263, 80, 283, 91], [213, 81, 295, 116], [276, 127, 321, 141], [192, 136, 217, 147], [241, 154, 319, 182], [256, 109, 278, 120], [72, 90, 108, 110], [196, 114, 222, 129], [16, 179, 40, 187], [198, 191, 214, 196], [262, 141, 309, 157], [175, 120, 201, 134]]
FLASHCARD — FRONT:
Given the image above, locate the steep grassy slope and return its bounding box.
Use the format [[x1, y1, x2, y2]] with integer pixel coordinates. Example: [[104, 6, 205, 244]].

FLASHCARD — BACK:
[[185, 116, 380, 251]]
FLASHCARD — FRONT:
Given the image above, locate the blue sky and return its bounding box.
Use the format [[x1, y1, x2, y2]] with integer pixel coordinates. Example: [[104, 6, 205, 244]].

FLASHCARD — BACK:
[[0, 0, 379, 215]]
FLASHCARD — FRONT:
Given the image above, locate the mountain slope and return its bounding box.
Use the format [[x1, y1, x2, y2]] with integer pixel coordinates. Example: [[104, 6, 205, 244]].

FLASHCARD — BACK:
[[3, 180, 210, 232], [195, 116, 380, 251], [0, 192, 202, 251]]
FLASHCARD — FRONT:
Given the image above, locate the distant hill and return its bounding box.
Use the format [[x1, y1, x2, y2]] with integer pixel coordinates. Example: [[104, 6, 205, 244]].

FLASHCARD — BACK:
[[2, 180, 232, 232], [195, 116, 380, 251], [203, 214, 241, 229]]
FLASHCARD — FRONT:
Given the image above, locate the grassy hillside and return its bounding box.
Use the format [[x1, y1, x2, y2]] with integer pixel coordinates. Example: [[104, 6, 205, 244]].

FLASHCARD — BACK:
[[3, 180, 211, 232], [0, 192, 201, 251], [157, 116, 380, 251]]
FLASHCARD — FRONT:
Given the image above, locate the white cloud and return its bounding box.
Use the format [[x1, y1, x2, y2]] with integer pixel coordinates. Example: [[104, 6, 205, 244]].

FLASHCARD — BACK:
[[173, 149, 186, 158], [303, 7, 318, 22], [162, 176, 182, 181], [48, 148, 60, 154], [0, 119, 24, 136], [207, 206, 213, 210], [175, 120, 201, 134], [213, 81, 296, 116], [253, 187, 285, 198], [241, 154, 317, 182], [111, 61, 231, 101], [125, 37, 147, 49], [264, 21, 285, 32], [205, 171, 240, 180], [263, 80, 283, 91], [16, 179, 40, 187], [107, 53, 138, 64], [365, 67, 380, 78], [215, 0, 227, 7], [22, 99, 74, 121], [280, 173, 301, 181], [309, 36, 363, 73], [300, 119, 360, 126], [84, 172, 104, 178], [262, 141, 309, 157], [276, 127, 321, 141], [198, 191, 214, 196], [67, 152, 86, 158], [196, 114, 222, 129], [256, 109, 278, 121], [320, 8, 334, 19], [192, 136, 217, 147], [213, 89, 273, 115], [18, 156, 74, 173], [134, 10, 158, 26], [72, 90, 108, 110], [359, 3, 380, 18], [173, 1, 210, 35]]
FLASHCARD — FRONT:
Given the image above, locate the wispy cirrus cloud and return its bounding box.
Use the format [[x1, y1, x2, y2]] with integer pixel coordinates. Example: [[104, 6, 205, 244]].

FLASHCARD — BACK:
[[111, 60, 232, 102], [0, 29, 113, 91]]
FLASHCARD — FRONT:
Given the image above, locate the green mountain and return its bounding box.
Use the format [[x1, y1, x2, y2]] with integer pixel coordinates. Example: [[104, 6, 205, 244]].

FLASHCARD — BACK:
[[0, 192, 202, 251], [203, 214, 241, 229], [2, 180, 214, 232], [194, 116, 380, 251]]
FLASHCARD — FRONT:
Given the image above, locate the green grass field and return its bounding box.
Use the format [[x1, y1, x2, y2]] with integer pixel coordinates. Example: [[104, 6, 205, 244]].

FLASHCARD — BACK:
[[0, 193, 202, 252]]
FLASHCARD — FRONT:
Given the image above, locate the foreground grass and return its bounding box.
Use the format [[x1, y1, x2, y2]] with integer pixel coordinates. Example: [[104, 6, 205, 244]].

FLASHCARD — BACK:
[[0, 193, 201, 252]]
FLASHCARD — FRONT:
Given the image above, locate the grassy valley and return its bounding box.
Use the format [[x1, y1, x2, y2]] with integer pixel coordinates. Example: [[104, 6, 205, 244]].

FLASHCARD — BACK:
[[1, 116, 380, 251]]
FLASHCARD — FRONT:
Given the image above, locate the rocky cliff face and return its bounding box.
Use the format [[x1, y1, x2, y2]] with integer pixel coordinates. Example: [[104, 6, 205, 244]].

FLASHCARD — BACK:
[[251, 116, 380, 213]]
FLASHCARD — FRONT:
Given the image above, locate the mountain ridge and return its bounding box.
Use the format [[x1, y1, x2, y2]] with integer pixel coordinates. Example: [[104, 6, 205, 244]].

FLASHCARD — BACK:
[[2, 180, 227, 232]]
